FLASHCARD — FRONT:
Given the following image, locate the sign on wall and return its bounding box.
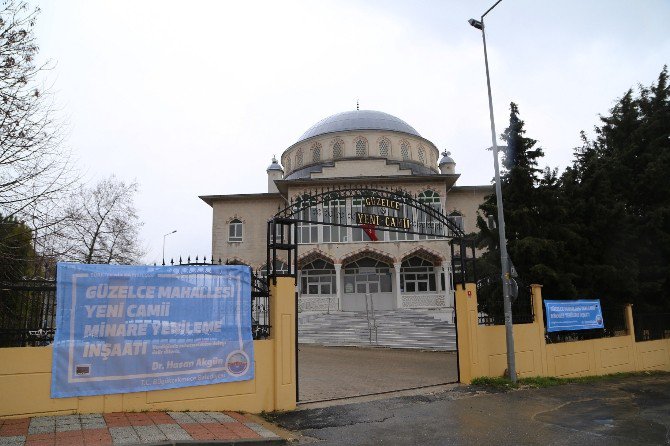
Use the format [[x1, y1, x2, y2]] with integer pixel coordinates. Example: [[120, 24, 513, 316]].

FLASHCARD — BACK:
[[544, 299, 604, 332], [51, 263, 254, 398]]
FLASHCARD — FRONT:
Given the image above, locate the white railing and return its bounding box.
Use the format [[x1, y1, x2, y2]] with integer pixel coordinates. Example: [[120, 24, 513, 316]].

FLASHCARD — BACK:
[[401, 293, 450, 309]]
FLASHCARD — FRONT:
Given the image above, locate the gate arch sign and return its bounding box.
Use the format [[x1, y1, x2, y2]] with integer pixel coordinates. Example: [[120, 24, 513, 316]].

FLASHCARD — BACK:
[[273, 186, 467, 240]]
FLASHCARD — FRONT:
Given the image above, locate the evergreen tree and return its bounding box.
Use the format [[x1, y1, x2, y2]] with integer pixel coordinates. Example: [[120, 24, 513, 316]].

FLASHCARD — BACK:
[[563, 66, 670, 311], [0, 214, 35, 281], [477, 103, 576, 299]]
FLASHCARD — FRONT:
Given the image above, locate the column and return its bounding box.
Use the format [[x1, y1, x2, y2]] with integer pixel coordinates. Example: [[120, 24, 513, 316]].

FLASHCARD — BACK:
[[442, 260, 453, 308], [433, 265, 442, 307], [334, 263, 342, 311], [394, 262, 403, 309]]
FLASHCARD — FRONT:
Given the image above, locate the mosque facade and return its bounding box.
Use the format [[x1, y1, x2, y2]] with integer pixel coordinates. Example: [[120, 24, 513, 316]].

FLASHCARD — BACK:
[[200, 110, 491, 313]]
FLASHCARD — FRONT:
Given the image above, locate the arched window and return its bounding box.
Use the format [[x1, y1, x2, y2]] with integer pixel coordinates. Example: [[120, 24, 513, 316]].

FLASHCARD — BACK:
[[400, 257, 437, 293], [228, 219, 243, 242], [378, 138, 390, 157], [418, 190, 442, 239], [401, 140, 411, 160], [312, 142, 322, 163], [260, 260, 289, 278], [285, 157, 291, 171], [295, 148, 304, 167], [332, 139, 344, 159], [300, 259, 336, 295], [354, 137, 368, 157], [418, 146, 426, 164], [343, 257, 392, 294]]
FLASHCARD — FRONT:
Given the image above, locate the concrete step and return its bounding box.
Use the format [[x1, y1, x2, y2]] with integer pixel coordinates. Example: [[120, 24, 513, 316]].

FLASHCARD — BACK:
[[298, 309, 457, 351]]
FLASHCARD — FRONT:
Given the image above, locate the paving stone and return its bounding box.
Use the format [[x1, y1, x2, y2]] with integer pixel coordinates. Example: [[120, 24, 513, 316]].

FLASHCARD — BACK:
[[80, 421, 106, 431], [27, 425, 54, 435], [244, 422, 279, 438], [78, 415, 103, 421], [54, 424, 80, 433], [205, 412, 236, 423], [166, 412, 195, 424], [185, 412, 216, 423], [29, 418, 55, 425], [133, 425, 167, 443], [55, 417, 78, 425], [156, 424, 191, 441], [0, 436, 25, 446], [108, 427, 140, 445]]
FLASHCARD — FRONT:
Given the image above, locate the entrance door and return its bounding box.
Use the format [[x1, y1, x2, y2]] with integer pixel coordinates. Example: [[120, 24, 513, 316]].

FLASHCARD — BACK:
[[342, 264, 394, 312]]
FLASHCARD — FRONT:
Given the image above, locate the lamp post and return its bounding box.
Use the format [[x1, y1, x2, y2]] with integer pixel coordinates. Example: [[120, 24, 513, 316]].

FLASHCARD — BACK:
[[162, 230, 177, 266], [469, 0, 517, 383]]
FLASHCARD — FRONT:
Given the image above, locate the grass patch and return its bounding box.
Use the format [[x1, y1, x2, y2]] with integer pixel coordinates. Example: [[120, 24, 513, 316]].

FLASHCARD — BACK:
[[472, 370, 668, 391], [470, 376, 518, 390]]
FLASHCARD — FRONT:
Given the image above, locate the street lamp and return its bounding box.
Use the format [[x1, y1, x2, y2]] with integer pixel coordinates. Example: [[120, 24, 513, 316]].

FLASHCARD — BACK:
[[469, 0, 517, 383], [162, 230, 177, 266]]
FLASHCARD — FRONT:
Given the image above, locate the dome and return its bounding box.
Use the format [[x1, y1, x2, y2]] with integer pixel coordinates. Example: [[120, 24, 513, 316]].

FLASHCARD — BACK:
[[439, 151, 455, 165], [295, 110, 421, 144], [266, 156, 283, 172]]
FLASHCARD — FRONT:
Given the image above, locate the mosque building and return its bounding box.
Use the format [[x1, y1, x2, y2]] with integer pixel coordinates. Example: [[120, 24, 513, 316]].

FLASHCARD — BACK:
[[200, 109, 491, 314]]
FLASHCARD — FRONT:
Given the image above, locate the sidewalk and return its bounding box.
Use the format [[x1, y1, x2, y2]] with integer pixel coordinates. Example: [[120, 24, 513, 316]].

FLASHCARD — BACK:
[[0, 411, 286, 446]]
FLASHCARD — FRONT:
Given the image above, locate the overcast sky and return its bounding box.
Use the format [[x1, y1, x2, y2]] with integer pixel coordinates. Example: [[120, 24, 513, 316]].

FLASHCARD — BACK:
[[34, 0, 670, 264]]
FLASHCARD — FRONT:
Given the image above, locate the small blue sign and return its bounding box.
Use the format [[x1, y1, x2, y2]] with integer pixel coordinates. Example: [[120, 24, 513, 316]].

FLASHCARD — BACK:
[[51, 263, 254, 398], [544, 299, 604, 332]]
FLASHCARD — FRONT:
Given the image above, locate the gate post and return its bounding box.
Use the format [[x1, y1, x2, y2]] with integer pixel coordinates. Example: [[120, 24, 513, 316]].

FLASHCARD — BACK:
[[455, 282, 478, 384], [269, 277, 297, 411]]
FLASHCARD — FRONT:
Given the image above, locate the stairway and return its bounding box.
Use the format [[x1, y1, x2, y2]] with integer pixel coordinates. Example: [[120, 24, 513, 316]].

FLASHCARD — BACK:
[[298, 309, 456, 351]]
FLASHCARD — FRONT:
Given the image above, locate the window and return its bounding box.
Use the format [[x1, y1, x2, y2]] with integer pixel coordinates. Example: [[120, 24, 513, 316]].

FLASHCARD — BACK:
[[379, 138, 390, 157], [312, 142, 322, 162], [296, 195, 318, 244], [355, 137, 367, 157], [418, 190, 443, 239], [351, 198, 365, 242], [301, 259, 336, 295], [401, 140, 410, 160], [387, 202, 415, 241], [295, 148, 303, 167], [418, 146, 425, 164], [449, 211, 465, 234], [285, 157, 291, 171], [343, 257, 392, 294], [332, 139, 343, 159], [400, 257, 437, 293], [228, 219, 243, 242], [323, 198, 347, 243], [260, 260, 289, 278]]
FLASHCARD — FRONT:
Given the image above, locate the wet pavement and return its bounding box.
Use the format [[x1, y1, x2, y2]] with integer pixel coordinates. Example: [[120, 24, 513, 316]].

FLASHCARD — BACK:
[[271, 373, 670, 445], [0, 411, 285, 445], [298, 345, 458, 402]]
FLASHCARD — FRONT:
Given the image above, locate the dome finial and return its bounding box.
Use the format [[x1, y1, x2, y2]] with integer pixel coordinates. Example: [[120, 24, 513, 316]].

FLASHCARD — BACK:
[[356, 98, 359, 111], [441, 150, 451, 157]]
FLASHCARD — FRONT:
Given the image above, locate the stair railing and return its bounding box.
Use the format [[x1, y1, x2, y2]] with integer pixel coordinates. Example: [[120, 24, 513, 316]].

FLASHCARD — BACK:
[[365, 293, 378, 345]]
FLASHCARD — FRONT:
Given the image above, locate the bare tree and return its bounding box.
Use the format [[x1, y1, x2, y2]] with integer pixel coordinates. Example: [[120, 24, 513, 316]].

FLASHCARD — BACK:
[[0, 1, 75, 267], [65, 176, 145, 264]]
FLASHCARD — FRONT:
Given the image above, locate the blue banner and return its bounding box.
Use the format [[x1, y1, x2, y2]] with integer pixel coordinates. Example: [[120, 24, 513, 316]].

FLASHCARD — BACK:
[[544, 299, 604, 332], [51, 263, 254, 398]]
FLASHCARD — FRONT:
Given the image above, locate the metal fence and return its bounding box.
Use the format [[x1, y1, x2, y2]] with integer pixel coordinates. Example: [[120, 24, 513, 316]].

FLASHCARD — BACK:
[[544, 304, 628, 344], [476, 276, 535, 325], [0, 267, 272, 348], [633, 312, 670, 342], [0, 280, 57, 347]]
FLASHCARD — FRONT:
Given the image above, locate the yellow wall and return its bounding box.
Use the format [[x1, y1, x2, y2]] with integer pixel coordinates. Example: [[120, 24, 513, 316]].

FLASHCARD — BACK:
[[456, 284, 670, 383], [0, 277, 297, 419]]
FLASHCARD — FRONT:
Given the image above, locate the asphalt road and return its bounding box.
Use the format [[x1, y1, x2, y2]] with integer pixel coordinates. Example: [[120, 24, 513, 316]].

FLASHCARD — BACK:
[[298, 344, 458, 402], [271, 373, 670, 445]]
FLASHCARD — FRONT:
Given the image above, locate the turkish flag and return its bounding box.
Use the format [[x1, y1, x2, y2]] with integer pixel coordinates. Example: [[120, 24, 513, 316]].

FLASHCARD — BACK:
[[361, 224, 378, 241]]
